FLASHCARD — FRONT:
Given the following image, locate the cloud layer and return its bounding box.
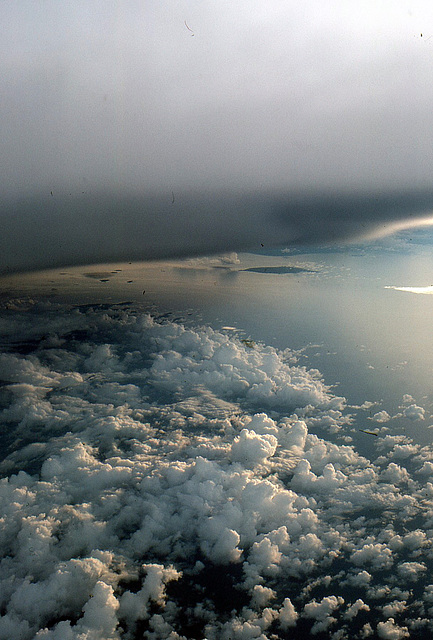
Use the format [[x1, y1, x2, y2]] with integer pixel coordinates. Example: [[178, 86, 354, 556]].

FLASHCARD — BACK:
[[2, 300, 433, 638], [3, 1, 433, 271]]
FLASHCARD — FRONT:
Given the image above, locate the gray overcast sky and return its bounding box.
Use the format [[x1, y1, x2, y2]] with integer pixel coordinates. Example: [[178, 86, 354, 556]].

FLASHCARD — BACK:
[[2, 1, 433, 272]]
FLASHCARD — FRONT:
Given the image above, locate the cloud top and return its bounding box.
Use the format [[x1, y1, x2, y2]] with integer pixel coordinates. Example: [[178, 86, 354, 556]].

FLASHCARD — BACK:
[[1, 301, 433, 637]]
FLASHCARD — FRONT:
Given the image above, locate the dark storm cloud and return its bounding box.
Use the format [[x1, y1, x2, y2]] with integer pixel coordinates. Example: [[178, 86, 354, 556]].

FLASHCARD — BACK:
[[2, 1, 433, 272], [2, 190, 433, 274]]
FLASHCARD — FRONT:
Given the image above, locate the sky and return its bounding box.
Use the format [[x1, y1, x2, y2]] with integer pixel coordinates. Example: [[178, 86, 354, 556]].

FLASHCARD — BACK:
[[3, 1, 433, 271]]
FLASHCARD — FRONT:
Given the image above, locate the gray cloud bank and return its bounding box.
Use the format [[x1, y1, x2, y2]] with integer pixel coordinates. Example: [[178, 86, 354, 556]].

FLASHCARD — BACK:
[[2, 301, 433, 638], [3, 190, 433, 274], [2, 1, 433, 272]]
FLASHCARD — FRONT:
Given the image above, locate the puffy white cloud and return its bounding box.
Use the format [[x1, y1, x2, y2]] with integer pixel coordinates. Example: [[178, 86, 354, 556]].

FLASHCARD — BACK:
[[375, 435, 420, 462], [344, 599, 370, 620], [402, 530, 427, 552], [371, 411, 391, 423], [343, 570, 372, 589], [350, 544, 394, 570], [250, 585, 276, 609], [397, 561, 426, 581], [381, 600, 407, 619], [118, 564, 181, 633], [379, 463, 409, 484], [402, 394, 415, 405], [1, 303, 433, 639], [230, 429, 278, 469], [360, 623, 374, 637], [35, 581, 120, 639], [209, 617, 269, 640], [245, 413, 279, 437], [199, 522, 242, 565], [187, 253, 241, 268], [377, 618, 409, 639], [401, 403, 425, 421], [278, 597, 298, 629], [303, 596, 344, 634], [417, 460, 433, 475]]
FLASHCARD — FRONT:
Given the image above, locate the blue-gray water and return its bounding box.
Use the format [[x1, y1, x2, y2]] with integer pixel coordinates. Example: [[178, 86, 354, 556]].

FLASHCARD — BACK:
[[5, 244, 431, 439]]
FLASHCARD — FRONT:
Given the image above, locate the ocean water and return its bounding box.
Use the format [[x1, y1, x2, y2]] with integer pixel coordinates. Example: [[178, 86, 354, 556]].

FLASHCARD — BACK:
[[1, 241, 433, 639]]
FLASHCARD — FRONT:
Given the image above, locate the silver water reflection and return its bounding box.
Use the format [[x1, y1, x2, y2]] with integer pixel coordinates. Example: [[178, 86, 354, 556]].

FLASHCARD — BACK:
[[2, 240, 433, 449]]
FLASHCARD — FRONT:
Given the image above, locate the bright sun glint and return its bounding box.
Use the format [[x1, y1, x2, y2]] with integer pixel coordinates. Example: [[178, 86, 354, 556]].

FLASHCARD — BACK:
[[375, 213, 433, 240], [385, 285, 433, 294]]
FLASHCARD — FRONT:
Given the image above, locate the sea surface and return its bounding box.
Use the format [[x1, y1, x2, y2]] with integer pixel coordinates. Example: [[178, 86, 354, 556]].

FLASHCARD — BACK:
[[3, 244, 433, 443]]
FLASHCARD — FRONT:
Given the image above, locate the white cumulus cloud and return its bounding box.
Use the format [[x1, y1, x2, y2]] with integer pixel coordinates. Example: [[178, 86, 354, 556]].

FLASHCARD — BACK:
[[0, 302, 433, 638]]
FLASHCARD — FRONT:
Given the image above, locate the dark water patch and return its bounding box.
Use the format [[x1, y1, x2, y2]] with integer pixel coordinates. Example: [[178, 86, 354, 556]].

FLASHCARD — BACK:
[[0, 337, 46, 354], [165, 561, 249, 638], [241, 265, 316, 274], [82, 272, 114, 279]]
